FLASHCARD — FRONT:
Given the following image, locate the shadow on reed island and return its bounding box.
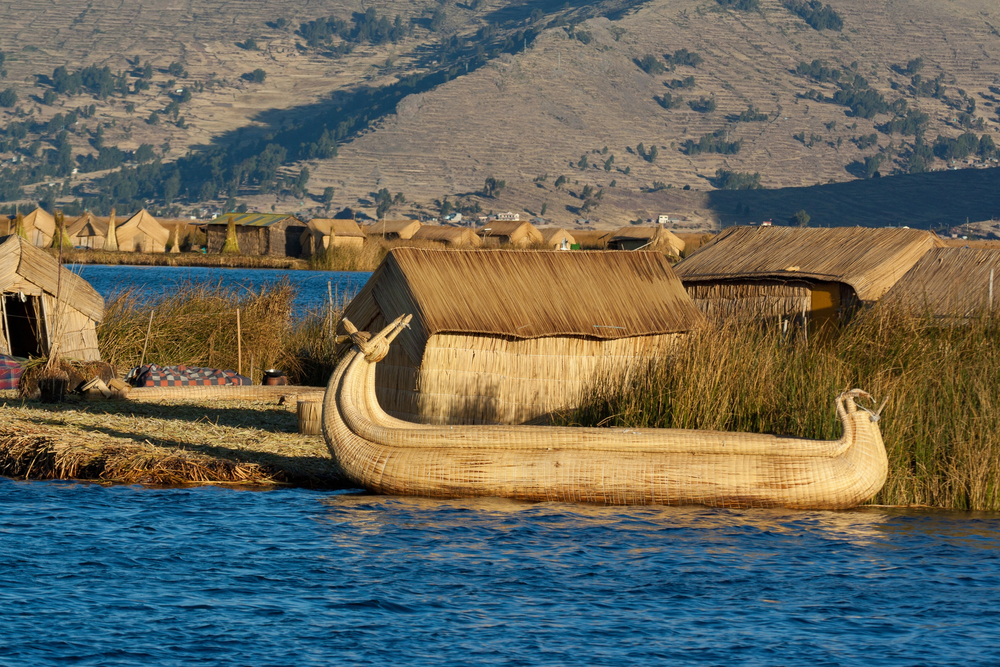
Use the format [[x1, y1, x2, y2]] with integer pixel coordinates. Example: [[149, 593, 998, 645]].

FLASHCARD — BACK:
[[559, 308, 1000, 511], [97, 280, 343, 386]]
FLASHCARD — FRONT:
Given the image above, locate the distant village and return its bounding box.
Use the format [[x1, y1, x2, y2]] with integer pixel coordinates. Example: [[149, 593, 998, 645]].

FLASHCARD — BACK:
[[0, 207, 690, 258]]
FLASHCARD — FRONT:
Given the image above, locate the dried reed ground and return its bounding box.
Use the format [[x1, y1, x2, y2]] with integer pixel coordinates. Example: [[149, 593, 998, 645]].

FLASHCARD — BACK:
[[0, 395, 346, 487]]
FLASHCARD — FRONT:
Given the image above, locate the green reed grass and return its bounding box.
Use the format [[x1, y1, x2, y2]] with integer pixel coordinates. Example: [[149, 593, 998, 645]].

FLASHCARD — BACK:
[[97, 280, 342, 385], [562, 308, 1000, 511], [56, 249, 307, 270]]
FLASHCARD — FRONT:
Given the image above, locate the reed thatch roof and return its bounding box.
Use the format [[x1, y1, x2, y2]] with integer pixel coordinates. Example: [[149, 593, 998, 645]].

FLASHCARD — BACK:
[[206, 213, 302, 228], [22, 208, 56, 238], [609, 226, 685, 255], [67, 212, 109, 239], [366, 219, 422, 239], [538, 227, 577, 248], [675, 226, 944, 302], [117, 209, 171, 249], [479, 221, 543, 246], [410, 225, 482, 247], [882, 247, 1000, 316], [307, 218, 366, 238], [0, 235, 104, 321], [344, 248, 703, 364]]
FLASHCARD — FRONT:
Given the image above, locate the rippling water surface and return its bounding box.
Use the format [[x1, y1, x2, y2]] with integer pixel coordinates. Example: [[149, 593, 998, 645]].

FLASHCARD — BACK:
[[1, 480, 999, 665], [72, 265, 372, 315]]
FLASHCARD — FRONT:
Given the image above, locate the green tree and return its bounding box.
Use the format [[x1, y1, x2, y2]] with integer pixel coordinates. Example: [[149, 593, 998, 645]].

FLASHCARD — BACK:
[[790, 209, 811, 227], [147, 111, 159, 125], [251, 69, 267, 84], [604, 155, 615, 171], [0, 87, 17, 108], [483, 176, 506, 198], [540, 202, 547, 216], [554, 175, 568, 189], [322, 186, 336, 207]]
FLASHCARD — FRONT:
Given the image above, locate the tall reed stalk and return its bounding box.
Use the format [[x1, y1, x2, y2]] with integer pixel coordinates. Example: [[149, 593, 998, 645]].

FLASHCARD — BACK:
[[563, 308, 1000, 511], [97, 280, 343, 385]]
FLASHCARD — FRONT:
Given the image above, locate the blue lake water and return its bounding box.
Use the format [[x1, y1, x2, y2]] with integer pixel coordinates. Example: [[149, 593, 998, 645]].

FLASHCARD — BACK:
[[1, 479, 999, 666], [72, 265, 372, 315]]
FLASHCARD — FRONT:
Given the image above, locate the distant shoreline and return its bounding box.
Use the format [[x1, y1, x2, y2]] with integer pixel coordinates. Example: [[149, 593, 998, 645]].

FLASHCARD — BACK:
[[52, 249, 310, 271]]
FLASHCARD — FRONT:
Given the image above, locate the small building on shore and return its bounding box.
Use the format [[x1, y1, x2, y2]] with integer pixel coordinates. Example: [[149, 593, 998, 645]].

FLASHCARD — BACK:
[[117, 209, 171, 253], [608, 225, 685, 256], [410, 225, 483, 248], [538, 227, 577, 250], [674, 226, 944, 324], [4, 208, 58, 248], [205, 213, 307, 257], [0, 234, 104, 361], [300, 218, 367, 257], [366, 219, 422, 241], [882, 247, 1000, 318], [66, 212, 116, 250], [341, 248, 704, 425], [478, 220, 543, 247]]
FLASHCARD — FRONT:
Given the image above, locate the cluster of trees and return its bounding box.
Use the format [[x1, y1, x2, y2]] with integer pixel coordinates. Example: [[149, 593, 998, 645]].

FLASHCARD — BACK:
[[655, 93, 683, 109], [636, 142, 658, 162], [793, 131, 823, 148], [795, 59, 843, 84], [933, 132, 996, 161], [664, 48, 703, 68], [910, 72, 946, 98], [666, 75, 695, 89], [717, 0, 760, 10], [299, 9, 409, 49], [482, 176, 505, 198], [682, 130, 742, 155], [854, 133, 878, 149], [637, 54, 665, 75], [714, 169, 762, 189], [782, 0, 843, 31], [373, 187, 405, 218], [637, 49, 702, 75], [736, 105, 769, 122], [879, 108, 929, 136], [688, 96, 717, 113]]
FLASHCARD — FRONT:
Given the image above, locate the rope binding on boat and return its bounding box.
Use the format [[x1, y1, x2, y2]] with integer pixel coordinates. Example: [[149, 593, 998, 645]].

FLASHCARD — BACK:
[[338, 315, 413, 363]]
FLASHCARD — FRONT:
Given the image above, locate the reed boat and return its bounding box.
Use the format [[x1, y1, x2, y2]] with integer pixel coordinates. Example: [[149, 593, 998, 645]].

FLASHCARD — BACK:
[[323, 315, 889, 509]]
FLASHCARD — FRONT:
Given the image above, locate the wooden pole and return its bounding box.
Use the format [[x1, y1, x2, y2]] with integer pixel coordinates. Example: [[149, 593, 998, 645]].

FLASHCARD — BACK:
[[140, 309, 154, 368], [0, 298, 10, 356], [236, 308, 242, 376]]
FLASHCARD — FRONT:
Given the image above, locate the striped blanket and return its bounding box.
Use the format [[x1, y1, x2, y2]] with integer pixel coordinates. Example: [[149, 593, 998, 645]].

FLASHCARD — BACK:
[[128, 364, 251, 388], [0, 355, 23, 390]]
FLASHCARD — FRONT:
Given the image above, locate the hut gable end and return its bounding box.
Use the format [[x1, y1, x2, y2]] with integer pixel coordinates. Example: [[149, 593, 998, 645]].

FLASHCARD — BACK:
[[883, 247, 1000, 317]]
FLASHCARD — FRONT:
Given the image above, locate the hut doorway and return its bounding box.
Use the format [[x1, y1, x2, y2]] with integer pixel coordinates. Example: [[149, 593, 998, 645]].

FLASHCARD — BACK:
[[2, 295, 46, 357], [810, 282, 841, 330]]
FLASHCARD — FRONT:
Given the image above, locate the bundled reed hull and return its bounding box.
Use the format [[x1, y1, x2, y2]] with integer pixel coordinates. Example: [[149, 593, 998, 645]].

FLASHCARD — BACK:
[[323, 317, 889, 509]]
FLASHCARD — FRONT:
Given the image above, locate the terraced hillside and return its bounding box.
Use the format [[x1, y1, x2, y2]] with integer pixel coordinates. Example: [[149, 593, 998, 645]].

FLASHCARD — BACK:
[[2, 0, 1000, 229]]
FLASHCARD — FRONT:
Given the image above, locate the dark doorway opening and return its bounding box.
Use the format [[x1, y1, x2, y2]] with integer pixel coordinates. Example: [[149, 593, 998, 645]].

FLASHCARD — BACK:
[[3, 295, 46, 358]]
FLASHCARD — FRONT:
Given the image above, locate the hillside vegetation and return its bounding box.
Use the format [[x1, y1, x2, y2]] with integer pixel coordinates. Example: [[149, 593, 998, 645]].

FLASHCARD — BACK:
[[1, 0, 1000, 229]]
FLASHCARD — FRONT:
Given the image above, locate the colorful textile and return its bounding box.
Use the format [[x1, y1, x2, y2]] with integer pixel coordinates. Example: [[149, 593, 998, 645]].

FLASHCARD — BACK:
[[128, 364, 250, 388], [0, 355, 23, 390]]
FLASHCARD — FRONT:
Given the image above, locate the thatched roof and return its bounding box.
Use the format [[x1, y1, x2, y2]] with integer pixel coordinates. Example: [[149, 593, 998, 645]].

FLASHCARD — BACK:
[[410, 225, 482, 247], [118, 209, 170, 247], [205, 213, 304, 228], [538, 227, 577, 248], [882, 247, 1000, 316], [307, 218, 365, 238], [0, 234, 104, 321], [479, 220, 543, 245], [22, 208, 56, 237], [67, 212, 109, 238], [675, 226, 944, 302], [344, 248, 703, 364], [609, 226, 685, 255], [366, 219, 422, 239]]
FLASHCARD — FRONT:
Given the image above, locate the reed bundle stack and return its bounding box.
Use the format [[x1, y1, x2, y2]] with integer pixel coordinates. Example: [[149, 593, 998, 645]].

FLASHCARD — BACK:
[[0, 234, 104, 360], [674, 226, 944, 323], [340, 248, 703, 425], [478, 220, 543, 247], [538, 227, 577, 249], [366, 219, 422, 241], [299, 218, 366, 257], [410, 225, 483, 248], [607, 225, 685, 256], [882, 247, 1000, 318]]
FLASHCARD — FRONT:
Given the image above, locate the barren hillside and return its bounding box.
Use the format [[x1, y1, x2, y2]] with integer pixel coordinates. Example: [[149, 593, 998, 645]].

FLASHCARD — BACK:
[[1, 0, 1000, 229]]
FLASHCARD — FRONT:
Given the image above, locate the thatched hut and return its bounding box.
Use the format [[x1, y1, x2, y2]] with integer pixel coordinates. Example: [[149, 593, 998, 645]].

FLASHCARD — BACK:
[[366, 219, 422, 240], [479, 220, 543, 247], [300, 218, 366, 257], [882, 247, 1000, 318], [17, 208, 56, 248], [0, 235, 104, 360], [674, 226, 944, 323], [205, 213, 307, 257], [410, 225, 483, 248], [608, 225, 685, 256], [340, 248, 704, 425], [117, 209, 171, 253], [66, 212, 111, 250], [538, 227, 577, 250]]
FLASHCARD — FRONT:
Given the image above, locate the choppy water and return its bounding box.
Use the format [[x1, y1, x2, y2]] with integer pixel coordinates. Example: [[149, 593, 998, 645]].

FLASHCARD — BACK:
[[1, 480, 998, 666], [72, 265, 372, 315]]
